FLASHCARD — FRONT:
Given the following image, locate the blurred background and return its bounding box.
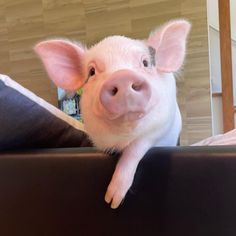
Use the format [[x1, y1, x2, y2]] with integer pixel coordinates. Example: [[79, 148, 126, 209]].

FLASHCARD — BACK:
[[0, 0, 212, 145]]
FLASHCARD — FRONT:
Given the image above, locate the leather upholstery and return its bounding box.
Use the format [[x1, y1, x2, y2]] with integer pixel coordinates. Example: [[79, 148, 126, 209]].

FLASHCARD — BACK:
[[0, 146, 236, 236]]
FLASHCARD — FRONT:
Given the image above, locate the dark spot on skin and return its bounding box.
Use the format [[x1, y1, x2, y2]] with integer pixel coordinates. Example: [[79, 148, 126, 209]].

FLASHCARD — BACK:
[[148, 46, 156, 66]]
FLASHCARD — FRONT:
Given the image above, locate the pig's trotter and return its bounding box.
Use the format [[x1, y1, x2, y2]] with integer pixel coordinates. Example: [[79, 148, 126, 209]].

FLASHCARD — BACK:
[[105, 160, 136, 209], [105, 140, 152, 209], [105, 172, 133, 209]]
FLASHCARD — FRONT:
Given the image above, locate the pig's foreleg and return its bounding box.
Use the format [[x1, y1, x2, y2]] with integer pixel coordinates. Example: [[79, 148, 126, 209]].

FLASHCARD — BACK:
[[105, 139, 152, 209]]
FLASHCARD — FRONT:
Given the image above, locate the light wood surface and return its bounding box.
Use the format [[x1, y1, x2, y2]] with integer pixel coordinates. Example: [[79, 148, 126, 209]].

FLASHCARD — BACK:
[[0, 0, 212, 145]]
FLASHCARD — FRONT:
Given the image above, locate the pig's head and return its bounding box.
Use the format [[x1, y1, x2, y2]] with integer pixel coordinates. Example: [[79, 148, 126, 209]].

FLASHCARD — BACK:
[[35, 20, 190, 150]]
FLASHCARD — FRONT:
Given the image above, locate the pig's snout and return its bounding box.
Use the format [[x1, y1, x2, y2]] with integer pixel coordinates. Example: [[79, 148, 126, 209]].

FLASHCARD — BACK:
[[100, 70, 151, 120]]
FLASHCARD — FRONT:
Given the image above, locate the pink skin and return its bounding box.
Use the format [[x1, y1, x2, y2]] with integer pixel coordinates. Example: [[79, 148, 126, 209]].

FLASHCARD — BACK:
[[35, 20, 191, 209]]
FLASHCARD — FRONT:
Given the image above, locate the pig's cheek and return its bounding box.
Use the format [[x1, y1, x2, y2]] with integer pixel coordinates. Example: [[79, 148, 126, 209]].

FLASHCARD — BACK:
[[90, 84, 110, 117], [93, 96, 105, 116], [146, 83, 161, 109], [82, 84, 104, 118]]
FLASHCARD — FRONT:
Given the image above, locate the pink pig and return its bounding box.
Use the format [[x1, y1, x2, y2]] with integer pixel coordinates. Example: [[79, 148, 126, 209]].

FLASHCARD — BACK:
[[35, 19, 191, 209]]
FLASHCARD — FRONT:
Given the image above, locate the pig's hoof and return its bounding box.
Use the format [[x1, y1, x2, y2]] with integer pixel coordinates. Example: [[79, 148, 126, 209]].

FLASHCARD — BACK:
[[104, 184, 127, 209]]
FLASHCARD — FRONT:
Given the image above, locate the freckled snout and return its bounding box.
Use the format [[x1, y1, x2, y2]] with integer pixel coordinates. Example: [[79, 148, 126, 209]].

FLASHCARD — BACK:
[[100, 70, 151, 120]]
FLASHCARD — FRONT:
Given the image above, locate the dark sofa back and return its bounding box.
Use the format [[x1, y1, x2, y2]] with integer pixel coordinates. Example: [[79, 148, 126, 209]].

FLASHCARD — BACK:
[[1, 146, 236, 236]]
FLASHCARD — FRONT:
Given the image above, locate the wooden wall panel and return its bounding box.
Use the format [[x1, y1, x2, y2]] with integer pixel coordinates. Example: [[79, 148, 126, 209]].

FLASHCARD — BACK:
[[218, 0, 234, 132], [179, 0, 212, 144], [0, 0, 212, 145]]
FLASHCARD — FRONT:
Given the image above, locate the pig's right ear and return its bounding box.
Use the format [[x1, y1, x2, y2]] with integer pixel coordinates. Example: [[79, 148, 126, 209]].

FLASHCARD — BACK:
[[147, 20, 191, 73], [34, 40, 86, 91]]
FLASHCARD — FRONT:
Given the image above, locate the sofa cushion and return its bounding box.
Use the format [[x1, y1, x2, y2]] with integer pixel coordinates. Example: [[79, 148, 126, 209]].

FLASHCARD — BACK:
[[0, 74, 92, 150]]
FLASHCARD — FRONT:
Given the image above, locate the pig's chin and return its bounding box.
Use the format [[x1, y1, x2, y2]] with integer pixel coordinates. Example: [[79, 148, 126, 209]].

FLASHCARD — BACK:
[[84, 108, 150, 151]]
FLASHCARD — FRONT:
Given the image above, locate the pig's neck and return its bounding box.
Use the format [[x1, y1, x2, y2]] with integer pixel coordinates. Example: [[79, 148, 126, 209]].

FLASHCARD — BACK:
[[154, 105, 182, 146]]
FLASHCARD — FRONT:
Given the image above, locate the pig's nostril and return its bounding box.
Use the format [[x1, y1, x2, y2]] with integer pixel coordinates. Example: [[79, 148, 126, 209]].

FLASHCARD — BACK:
[[110, 87, 118, 96], [132, 83, 142, 91]]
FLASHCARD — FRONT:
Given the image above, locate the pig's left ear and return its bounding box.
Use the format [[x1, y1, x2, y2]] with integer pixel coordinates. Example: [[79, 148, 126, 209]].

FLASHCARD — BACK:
[[147, 20, 191, 72], [34, 39, 86, 91]]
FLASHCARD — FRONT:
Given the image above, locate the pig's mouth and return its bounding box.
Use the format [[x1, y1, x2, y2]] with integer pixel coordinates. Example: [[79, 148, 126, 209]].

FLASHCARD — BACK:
[[93, 96, 151, 123], [106, 111, 146, 122]]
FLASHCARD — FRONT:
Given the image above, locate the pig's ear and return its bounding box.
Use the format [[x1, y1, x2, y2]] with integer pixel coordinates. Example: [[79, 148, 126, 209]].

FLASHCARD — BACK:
[[34, 39, 86, 91], [147, 20, 191, 72]]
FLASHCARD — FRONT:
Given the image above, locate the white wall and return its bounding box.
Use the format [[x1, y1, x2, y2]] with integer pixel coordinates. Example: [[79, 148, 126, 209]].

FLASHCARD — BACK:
[[208, 0, 236, 40]]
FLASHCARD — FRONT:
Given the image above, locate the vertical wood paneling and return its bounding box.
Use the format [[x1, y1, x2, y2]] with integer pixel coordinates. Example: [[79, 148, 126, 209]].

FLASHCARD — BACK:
[[218, 0, 234, 132], [0, 0, 212, 145], [179, 0, 212, 144]]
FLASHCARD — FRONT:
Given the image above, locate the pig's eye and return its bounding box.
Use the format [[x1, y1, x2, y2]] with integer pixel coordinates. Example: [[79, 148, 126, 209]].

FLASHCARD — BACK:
[[88, 67, 96, 77], [142, 59, 149, 67]]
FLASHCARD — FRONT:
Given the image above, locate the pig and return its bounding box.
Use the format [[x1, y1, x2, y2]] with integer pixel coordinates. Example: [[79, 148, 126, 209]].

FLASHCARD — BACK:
[[34, 19, 191, 209]]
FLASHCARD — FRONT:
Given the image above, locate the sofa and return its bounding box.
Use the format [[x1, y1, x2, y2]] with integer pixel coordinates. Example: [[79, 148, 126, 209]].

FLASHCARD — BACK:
[[1, 74, 236, 235]]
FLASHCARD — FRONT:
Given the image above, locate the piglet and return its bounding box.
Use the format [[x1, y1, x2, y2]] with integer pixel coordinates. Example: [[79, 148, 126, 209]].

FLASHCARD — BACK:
[[35, 19, 191, 209]]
